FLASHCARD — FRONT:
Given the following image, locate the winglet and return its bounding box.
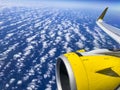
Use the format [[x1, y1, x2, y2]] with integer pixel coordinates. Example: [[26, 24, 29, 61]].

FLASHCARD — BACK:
[[97, 7, 108, 21]]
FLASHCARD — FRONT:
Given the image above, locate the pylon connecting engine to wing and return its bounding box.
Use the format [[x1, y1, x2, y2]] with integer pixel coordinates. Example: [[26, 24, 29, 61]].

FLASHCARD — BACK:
[[56, 8, 120, 90]]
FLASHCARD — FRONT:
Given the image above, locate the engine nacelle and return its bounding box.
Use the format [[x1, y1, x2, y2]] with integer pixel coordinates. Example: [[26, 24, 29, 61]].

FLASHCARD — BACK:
[[56, 49, 120, 90]]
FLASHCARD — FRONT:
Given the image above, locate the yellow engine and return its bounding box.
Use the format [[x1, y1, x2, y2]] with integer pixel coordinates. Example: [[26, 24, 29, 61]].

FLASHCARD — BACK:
[[56, 49, 120, 90]]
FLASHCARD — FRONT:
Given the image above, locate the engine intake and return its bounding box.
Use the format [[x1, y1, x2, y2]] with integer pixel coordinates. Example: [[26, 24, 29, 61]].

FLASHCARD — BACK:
[[56, 56, 77, 90]]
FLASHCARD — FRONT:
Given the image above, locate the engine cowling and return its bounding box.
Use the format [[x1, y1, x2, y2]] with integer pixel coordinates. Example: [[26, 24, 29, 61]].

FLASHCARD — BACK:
[[55, 49, 120, 90]]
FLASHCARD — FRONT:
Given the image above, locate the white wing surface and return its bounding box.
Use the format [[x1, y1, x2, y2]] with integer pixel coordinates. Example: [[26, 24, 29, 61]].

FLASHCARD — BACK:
[[96, 7, 120, 44]]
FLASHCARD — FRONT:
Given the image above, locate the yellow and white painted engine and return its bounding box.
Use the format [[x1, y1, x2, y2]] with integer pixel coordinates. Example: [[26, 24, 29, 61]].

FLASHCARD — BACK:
[[56, 7, 120, 90], [56, 49, 120, 90]]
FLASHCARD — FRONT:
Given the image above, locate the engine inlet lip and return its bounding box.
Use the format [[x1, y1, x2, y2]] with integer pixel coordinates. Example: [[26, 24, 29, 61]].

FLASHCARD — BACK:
[[56, 55, 77, 90]]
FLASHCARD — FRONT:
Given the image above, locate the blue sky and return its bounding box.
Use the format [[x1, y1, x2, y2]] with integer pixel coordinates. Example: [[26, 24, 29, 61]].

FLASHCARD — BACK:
[[1, 0, 120, 10], [1, 0, 120, 3]]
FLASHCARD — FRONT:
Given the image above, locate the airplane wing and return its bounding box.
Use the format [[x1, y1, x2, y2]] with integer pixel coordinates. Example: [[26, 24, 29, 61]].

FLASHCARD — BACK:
[[96, 7, 120, 44], [95, 49, 120, 57], [78, 49, 120, 57]]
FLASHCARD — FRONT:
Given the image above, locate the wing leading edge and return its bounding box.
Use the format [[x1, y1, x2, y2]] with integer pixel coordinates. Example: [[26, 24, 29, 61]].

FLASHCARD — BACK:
[[96, 7, 120, 44]]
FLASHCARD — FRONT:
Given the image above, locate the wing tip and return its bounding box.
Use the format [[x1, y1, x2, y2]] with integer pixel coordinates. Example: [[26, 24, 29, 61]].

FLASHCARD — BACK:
[[97, 7, 109, 21]]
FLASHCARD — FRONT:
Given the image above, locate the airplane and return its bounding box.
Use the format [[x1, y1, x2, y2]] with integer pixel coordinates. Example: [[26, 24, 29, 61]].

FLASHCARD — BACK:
[[55, 7, 120, 90]]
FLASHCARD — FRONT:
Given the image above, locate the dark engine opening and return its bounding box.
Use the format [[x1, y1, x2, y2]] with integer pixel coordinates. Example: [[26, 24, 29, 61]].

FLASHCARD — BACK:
[[57, 58, 70, 90]]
